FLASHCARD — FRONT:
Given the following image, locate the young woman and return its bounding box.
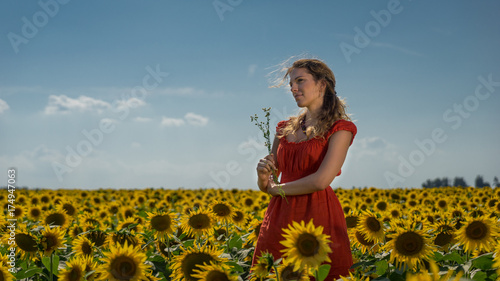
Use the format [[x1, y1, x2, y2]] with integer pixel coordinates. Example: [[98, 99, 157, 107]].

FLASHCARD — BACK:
[[253, 58, 356, 279]]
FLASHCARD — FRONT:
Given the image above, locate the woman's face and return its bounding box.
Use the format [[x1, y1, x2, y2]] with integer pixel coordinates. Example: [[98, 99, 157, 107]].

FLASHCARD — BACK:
[[289, 68, 324, 111]]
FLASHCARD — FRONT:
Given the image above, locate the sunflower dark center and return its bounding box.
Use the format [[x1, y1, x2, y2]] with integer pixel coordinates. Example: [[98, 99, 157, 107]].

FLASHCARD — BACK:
[[390, 210, 400, 218], [16, 233, 38, 252], [151, 215, 171, 231], [87, 231, 107, 247], [434, 233, 453, 247], [110, 206, 119, 214], [213, 204, 230, 217], [438, 200, 447, 208], [232, 211, 244, 222], [189, 214, 210, 229], [281, 265, 302, 281], [366, 217, 381, 232], [244, 198, 254, 207], [355, 231, 374, 246], [30, 208, 41, 218], [296, 233, 319, 257], [63, 203, 76, 216], [124, 210, 134, 218], [45, 213, 66, 226], [395, 231, 424, 256], [376, 202, 387, 211], [345, 216, 359, 229], [182, 253, 214, 281], [110, 256, 137, 280], [43, 234, 58, 252], [82, 242, 92, 255], [13, 208, 22, 217], [466, 221, 488, 240], [206, 271, 230, 281], [68, 267, 83, 281]]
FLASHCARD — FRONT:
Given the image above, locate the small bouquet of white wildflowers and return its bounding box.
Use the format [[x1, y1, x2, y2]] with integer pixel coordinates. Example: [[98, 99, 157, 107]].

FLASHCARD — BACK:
[[250, 107, 288, 203]]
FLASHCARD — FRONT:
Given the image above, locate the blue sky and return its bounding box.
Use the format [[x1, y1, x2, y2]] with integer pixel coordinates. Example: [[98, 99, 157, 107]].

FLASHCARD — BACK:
[[1, 0, 499, 190]]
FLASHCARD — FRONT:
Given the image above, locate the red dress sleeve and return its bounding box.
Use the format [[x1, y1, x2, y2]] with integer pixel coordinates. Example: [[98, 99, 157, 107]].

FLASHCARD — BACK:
[[326, 120, 357, 146]]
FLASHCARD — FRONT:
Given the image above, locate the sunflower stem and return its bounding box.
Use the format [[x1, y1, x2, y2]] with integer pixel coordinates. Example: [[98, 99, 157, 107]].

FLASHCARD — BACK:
[[166, 235, 171, 261], [49, 253, 53, 281], [273, 264, 280, 281], [225, 220, 231, 254]]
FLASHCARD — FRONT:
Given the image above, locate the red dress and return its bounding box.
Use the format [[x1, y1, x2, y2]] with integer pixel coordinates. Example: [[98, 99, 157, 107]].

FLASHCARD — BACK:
[[252, 119, 357, 280]]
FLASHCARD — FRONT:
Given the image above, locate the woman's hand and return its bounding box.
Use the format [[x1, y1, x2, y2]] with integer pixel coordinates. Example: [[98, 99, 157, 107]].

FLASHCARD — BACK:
[[267, 179, 281, 196], [256, 153, 277, 181]]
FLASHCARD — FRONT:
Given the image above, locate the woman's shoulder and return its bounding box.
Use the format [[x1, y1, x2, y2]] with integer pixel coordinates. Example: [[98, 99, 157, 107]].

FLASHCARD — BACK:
[[276, 119, 291, 131], [326, 119, 357, 143]]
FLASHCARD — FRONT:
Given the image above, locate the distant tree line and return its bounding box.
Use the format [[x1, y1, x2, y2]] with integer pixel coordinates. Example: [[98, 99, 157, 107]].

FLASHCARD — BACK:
[[422, 175, 500, 188]]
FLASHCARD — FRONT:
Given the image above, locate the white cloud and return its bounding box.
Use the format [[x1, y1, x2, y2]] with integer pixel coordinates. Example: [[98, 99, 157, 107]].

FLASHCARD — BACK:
[[115, 97, 146, 111], [44, 95, 111, 115], [161, 117, 185, 127], [134, 117, 153, 122], [131, 142, 142, 149], [185, 112, 209, 126], [0, 98, 9, 113], [43, 95, 147, 115]]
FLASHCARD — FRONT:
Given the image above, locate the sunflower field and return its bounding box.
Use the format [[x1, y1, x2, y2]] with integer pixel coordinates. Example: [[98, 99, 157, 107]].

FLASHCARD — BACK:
[[1, 186, 500, 281]]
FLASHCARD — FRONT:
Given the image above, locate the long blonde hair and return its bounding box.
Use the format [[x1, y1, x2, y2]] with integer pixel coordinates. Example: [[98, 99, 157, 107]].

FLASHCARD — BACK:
[[273, 58, 351, 140]]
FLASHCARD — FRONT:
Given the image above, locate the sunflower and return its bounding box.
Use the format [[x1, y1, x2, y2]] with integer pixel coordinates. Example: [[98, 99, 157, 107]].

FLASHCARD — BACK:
[[147, 211, 176, 241], [348, 229, 377, 254], [98, 241, 150, 281], [170, 243, 224, 281], [230, 208, 248, 227], [374, 200, 388, 212], [210, 200, 233, 224], [0, 266, 14, 281], [27, 205, 43, 221], [435, 198, 449, 211], [58, 199, 78, 217], [494, 242, 500, 277], [192, 261, 238, 281], [86, 229, 108, 248], [357, 210, 385, 243], [3, 225, 38, 260], [59, 257, 85, 281], [455, 215, 499, 253], [345, 212, 359, 229], [276, 258, 309, 281], [117, 217, 144, 234], [250, 251, 274, 278], [43, 208, 70, 228], [280, 219, 332, 272], [39, 225, 67, 256], [79, 213, 102, 230], [432, 220, 456, 251], [9, 205, 27, 221], [388, 207, 401, 219], [180, 207, 215, 239], [247, 219, 263, 246], [73, 235, 95, 257], [383, 225, 434, 270]]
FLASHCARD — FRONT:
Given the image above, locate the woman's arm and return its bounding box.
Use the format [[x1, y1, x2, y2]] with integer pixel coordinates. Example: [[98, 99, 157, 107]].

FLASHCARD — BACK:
[[257, 136, 280, 193], [268, 130, 352, 196]]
